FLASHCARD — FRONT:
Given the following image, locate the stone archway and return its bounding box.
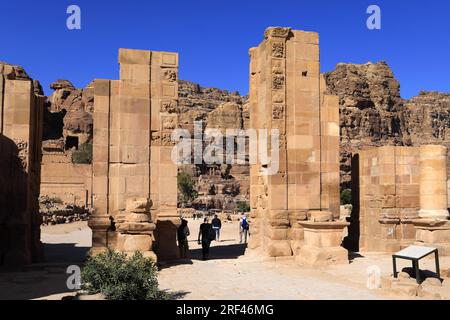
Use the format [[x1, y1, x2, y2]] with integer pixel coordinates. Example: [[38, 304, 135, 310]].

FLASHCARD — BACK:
[[89, 27, 347, 266]]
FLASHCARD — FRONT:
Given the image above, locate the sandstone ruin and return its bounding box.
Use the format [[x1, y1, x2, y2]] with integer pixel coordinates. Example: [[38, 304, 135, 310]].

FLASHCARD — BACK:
[[89, 49, 179, 261], [350, 144, 450, 256], [1, 26, 450, 271], [245, 27, 346, 266], [0, 63, 45, 266]]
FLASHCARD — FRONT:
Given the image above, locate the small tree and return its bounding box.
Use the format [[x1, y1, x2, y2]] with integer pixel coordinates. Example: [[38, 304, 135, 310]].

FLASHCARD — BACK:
[[340, 189, 352, 205], [81, 250, 168, 300], [72, 142, 93, 164], [177, 171, 198, 206], [236, 201, 250, 213]]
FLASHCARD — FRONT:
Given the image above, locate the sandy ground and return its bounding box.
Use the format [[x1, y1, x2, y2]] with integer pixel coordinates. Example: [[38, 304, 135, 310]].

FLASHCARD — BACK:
[[0, 222, 91, 300], [0, 219, 449, 300]]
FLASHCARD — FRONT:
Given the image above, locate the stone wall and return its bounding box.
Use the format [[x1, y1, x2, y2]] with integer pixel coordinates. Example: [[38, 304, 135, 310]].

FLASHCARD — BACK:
[[40, 153, 92, 206], [0, 65, 45, 266], [353, 146, 420, 252], [89, 49, 179, 261], [247, 27, 340, 258]]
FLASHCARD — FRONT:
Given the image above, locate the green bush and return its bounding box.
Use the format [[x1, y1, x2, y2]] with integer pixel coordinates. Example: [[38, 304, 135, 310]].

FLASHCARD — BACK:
[[340, 189, 352, 205], [236, 201, 250, 213], [72, 142, 93, 164], [178, 171, 198, 205], [81, 250, 168, 300]]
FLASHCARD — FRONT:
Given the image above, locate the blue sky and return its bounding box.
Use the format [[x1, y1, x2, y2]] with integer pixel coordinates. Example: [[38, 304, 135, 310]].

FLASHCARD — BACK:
[[1, 0, 449, 98]]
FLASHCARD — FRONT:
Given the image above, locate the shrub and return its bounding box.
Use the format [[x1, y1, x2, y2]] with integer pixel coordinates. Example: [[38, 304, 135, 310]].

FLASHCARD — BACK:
[[340, 189, 352, 205], [236, 201, 250, 213], [177, 171, 198, 206], [81, 250, 168, 300], [72, 142, 93, 164]]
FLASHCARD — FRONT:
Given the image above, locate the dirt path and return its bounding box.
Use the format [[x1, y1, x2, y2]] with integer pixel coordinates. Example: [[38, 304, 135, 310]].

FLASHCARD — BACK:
[[158, 219, 384, 300], [1, 220, 449, 300]]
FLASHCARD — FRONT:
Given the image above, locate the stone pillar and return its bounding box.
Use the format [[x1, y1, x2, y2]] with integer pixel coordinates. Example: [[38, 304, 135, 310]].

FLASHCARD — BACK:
[[297, 219, 349, 267], [418, 145, 448, 220], [116, 198, 157, 261], [90, 49, 180, 260], [150, 51, 180, 260], [247, 27, 341, 260], [0, 67, 45, 266], [413, 145, 450, 255], [89, 78, 113, 255]]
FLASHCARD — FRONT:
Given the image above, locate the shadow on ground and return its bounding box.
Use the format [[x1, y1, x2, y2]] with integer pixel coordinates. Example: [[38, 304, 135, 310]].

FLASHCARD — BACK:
[[401, 266, 441, 282], [0, 243, 89, 300], [158, 240, 247, 270], [348, 252, 364, 263], [43, 243, 90, 264]]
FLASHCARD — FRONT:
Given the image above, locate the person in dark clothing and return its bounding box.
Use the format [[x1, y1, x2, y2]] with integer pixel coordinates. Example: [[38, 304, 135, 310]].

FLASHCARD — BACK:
[[177, 219, 190, 258], [198, 217, 214, 260], [211, 214, 222, 242]]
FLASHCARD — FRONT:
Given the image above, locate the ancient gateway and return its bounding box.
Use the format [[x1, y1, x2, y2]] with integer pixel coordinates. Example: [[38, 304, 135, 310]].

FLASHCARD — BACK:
[[1, 26, 450, 267]]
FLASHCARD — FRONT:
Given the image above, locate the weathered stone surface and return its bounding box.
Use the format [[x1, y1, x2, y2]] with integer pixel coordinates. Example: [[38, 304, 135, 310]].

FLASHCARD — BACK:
[[90, 49, 179, 261], [353, 146, 420, 252], [44, 79, 94, 147], [0, 63, 45, 266]]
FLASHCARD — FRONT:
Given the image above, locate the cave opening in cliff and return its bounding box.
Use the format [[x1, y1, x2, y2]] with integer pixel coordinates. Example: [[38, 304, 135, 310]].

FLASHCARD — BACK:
[[65, 136, 79, 150]]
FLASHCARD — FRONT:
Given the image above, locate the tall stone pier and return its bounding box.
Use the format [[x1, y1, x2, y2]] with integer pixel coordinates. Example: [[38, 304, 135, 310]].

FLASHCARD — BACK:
[[0, 66, 45, 266], [418, 145, 448, 220], [89, 49, 180, 261], [413, 145, 450, 255], [247, 27, 343, 263]]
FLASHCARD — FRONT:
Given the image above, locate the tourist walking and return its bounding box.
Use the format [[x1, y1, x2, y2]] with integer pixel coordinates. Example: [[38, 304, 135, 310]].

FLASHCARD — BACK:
[[211, 214, 222, 241], [177, 219, 190, 259], [239, 215, 250, 244], [198, 217, 215, 260]]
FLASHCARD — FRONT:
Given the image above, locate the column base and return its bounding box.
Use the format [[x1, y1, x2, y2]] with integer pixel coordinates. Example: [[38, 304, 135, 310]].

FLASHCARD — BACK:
[[296, 220, 349, 267], [413, 218, 450, 256]]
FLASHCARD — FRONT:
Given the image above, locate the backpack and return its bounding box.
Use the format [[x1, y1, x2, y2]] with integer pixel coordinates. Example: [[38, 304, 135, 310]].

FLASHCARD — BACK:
[[242, 219, 249, 230]]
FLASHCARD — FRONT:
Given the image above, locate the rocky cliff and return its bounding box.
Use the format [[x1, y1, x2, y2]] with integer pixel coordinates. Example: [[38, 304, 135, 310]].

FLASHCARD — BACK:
[[43, 79, 94, 152], [177, 81, 249, 211]]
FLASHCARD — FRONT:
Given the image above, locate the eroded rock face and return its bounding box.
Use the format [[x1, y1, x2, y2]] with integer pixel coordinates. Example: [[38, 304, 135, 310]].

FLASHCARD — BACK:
[[324, 62, 408, 188], [43, 80, 94, 149], [177, 81, 249, 211], [405, 91, 450, 145]]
